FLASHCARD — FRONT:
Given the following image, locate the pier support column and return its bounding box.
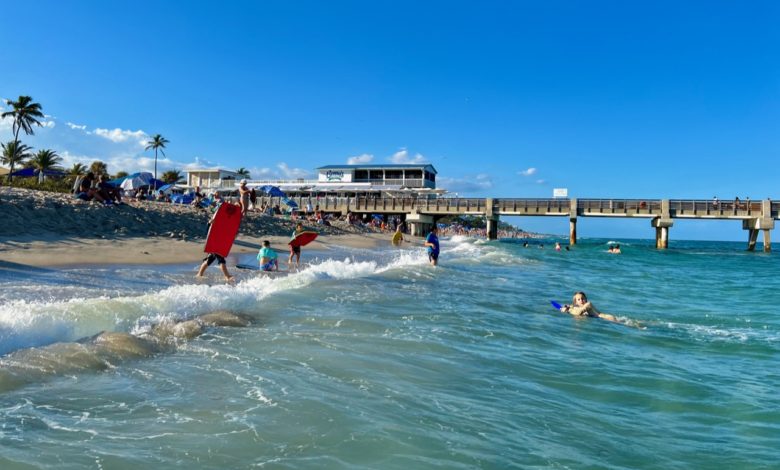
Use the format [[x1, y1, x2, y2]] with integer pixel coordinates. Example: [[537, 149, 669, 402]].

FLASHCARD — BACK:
[[652, 219, 674, 249], [486, 216, 499, 240], [743, 209, 774, 252], [746, 229, 759, 251], [406, 211, 434, 237], [764, 230, 772, 252], [485, 198, 499, 240], [568, 198, 578, 245], [651, 200, 673, 249]]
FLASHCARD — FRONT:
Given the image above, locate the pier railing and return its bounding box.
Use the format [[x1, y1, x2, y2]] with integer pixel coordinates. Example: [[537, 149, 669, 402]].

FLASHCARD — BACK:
[[251, 196, 778, 220]]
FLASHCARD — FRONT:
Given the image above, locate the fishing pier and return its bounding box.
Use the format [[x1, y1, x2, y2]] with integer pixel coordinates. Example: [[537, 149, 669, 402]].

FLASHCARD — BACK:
[[259, 196, 777, 251]]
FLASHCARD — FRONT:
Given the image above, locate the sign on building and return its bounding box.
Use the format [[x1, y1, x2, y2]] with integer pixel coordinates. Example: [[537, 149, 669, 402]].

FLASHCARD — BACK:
[[553, 188, 568, 198]]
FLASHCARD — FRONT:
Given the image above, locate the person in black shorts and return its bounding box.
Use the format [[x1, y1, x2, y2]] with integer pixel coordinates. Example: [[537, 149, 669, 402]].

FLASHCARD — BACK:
[[196, 253, 233, 281], [288, 222, 304, 269]]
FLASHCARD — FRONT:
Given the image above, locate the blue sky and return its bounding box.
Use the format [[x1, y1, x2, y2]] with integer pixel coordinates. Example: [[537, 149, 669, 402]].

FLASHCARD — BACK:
[[2, 1, 778, 241]]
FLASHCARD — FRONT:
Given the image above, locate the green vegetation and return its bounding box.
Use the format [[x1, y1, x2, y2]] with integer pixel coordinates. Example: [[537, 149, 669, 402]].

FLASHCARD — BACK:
[[438, 214, 519, 231], [161, 169, 183, 184], [28, 149, 64, 173], [2, 141, 33, 173], [1, 96, 44, 181], [145, 134, 169, 189]]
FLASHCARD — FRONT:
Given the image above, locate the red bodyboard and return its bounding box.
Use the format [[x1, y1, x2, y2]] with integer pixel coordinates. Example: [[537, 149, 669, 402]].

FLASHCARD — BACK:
[[288, 231, 318, 248], [204, 203, 243, 258]]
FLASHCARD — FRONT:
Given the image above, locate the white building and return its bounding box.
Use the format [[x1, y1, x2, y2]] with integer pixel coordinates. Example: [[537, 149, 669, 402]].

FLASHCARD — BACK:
[[185, 168, 241, 189]]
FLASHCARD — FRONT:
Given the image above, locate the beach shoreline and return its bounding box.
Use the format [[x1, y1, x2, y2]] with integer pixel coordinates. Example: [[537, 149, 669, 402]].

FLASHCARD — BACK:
[[0, 187, 410, 268], [0, 232, 397, 268]]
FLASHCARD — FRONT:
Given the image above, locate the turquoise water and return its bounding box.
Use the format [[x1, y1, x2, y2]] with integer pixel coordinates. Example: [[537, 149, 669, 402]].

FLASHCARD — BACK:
[[1, 237, 779, 469]]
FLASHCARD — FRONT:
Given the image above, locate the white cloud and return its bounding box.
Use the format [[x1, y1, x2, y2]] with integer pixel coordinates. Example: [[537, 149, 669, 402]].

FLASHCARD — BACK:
[[347, 153, 373, 165], [93, 127, 148, 147], [535, 179, 546, 184], [519, 167, 537, 176], [277, 162, 311, 179], [41, 120, 56, 129], [437, 173, 493, 194], [66, 122, 87, 131], [389, 148, 426, 164]]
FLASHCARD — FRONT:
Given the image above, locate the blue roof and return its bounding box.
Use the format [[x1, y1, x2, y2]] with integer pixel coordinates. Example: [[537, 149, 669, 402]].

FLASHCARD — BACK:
[[316, 164, 437, 174]]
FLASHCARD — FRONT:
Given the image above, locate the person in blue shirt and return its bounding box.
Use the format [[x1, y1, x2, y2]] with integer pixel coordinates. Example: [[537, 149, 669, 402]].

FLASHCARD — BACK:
[[424, 226, 440, 266], [257, 240, 279, 271]]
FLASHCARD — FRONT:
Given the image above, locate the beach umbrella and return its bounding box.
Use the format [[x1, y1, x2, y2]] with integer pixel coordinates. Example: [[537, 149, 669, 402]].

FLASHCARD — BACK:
[[120, 172, 155, 191], [259, 185, 287, 197]]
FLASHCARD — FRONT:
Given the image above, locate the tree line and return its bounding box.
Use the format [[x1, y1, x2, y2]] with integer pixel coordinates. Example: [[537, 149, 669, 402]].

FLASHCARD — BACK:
[[1, 95, 185, 190]]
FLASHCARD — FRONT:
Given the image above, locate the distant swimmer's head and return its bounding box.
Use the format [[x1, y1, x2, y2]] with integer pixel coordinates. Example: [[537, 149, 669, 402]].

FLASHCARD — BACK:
[[573, 291, 588, 304]]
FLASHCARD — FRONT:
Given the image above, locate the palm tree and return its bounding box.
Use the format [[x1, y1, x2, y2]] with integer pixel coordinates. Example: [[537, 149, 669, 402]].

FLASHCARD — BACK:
[[27, 149, 63, 183], [145, 134, 169, 190], [89, 161, 108, 177], [236, 167, 251, 179], [68, 162, 87, 176], [161, 169, 183, 184], [1, 96, 44, 181], [1, 141, 33, 179], [29, 149, 63, 172]]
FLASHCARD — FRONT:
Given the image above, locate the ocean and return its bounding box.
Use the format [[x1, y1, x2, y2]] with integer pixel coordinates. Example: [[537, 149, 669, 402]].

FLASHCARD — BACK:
[[1, 236, 778, 469]]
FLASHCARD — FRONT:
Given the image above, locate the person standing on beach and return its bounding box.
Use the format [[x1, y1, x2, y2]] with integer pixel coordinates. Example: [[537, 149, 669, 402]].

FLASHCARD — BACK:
[[289, 222, 305, 268], [424, 226, 440, 266], [238, 179, 250, 215]]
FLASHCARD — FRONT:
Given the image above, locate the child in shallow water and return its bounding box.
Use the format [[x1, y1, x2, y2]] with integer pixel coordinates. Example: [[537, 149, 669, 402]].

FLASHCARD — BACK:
[[560, 291, 618, 323]]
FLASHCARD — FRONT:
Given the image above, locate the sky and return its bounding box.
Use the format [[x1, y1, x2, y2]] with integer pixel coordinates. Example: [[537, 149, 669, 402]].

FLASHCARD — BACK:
[[1, 0, 778, 241]]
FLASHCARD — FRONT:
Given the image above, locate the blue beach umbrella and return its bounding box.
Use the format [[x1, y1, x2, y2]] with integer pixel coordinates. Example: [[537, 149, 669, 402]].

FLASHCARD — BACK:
[[259, 185, 287, 197]]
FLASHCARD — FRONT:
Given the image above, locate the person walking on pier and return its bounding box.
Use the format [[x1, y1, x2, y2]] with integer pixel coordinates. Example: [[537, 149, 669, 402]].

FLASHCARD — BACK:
[[424, 226, 440, 266]]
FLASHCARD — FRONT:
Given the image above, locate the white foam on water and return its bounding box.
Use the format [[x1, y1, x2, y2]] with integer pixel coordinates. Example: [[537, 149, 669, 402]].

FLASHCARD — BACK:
[[0, 250, 442, 356]]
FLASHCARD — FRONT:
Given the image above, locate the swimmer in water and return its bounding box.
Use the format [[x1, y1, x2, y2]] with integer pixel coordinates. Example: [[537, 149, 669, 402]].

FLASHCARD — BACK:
[[559, 291, 619, 323]]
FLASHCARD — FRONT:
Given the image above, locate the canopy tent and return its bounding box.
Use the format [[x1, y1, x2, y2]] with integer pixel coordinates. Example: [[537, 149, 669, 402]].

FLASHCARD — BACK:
[[9, 167, 66, 177], [10, 167, 66, 183]]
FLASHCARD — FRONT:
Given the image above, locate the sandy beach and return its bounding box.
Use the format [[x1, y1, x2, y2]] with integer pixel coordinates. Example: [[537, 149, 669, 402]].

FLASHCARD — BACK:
[[0, 187, 400, 268]]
